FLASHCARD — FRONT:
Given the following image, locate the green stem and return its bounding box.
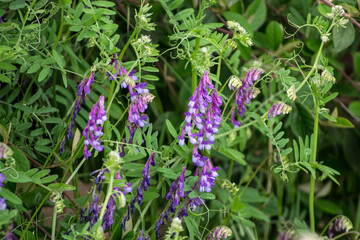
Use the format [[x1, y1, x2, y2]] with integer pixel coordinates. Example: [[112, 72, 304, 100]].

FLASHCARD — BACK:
[[65, 157, 86, 184], [238, 156, 268, 198], [227, 159, 234, 180], [15, 0, 38, 47], [309, 100, 319, 232], [191, 37, 200, 92], [295, 23, 334, 93], [20, 192, 52, 240], [54, 6, 64, 49], [331, 231, 360, 240], [51, 207, 57, 240], [99, 171, 115, 221], [216, 53, 222, 89]]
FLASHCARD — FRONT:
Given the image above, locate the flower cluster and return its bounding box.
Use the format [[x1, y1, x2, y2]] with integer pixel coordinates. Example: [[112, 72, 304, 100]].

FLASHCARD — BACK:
[[178, 71, 222, 167], [60, 71, 95, 155], [155, 167, 186, 238], [228, 68, 262, 128], [226, 20, 253, 47], [80, 168, 133, 231], [138, 230, 150, 240], [326, 5, 349, 27], [200, 159, 219, 193], [0, 173, 6, 210], [207, 226, 232, 240], [108, 53, 155, 158], [83, 95, 107, 159], [0, 142, 13, 159], [268, 101, 292, 119], [121, 153, 156, 230], [328, 216, 353, 239]]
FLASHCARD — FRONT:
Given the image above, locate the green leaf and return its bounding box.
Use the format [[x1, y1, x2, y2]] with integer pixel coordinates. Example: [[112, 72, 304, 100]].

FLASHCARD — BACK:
[[38, 67, 51, 82], [142, 66, 159, 73], [318, 4, 332, 17], [0, 188, 22, 205], [333, 117, 354, 128], [0, 62, 16, 70], [14, 103, 33, 113], [0, 74, 10, 83], [27, 64, 41, 74], [35, 107, 58, 114], [48, 183, 76, 191], [27, 89, 43, 105], [165, 119, 177, 139], [174, 8, 194, 21], [168, 0, 184, 10], [245, 0, 266, 30], [9, 146, 30, 172], [265, 21, 283, 50], [333, 22, 355, 53], [52, 49, 65, 68], [142, 75, 159, 81], [40, 174, 58, 184], [9, 0, 25, 10], [199, 192, 215, 200], [92, 0, 115, 7], [219, 148, 246, 165], [349, 101, 360, 118]]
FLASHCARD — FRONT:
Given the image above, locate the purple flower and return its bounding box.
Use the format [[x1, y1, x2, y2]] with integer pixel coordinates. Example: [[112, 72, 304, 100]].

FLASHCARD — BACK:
[[178, 71, 222, 167], [268, 101, 292, 119], [102, 197, 116, 230], [60, 71, 95, 155], [138, 230, 150, 240], [155, 213, 165, 238], [5, 225, 17, 240], [107, 54, 138, 84], [207, 226, 232, 240], [0, 173, 5, 188], [165, 167, 186, 212], [83, 96, 107, 159], [128, 92, 154, 128], [0, 198, 6, 210], [200, 159, 219, 193], [121, 153, 156, 229], [229, 68, 262, 128], [87, 196, 100, 227]]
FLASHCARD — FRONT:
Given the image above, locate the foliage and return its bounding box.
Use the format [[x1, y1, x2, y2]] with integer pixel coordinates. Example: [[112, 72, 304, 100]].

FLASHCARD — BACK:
[[0, 0, 360, 239]]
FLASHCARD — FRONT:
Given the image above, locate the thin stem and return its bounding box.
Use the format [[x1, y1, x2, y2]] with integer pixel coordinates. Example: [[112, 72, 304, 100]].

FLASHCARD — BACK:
[[238, 156, 268, 198], [221, 90, 237, 119], [65, 157, 87, 185], [309, 99, 319, 232], [54, 6, 64, 49], [331, 231, 360, 240], [216, 53, 222, 89], [191, 37, 200, 92], [51, 208, 57, 240], [20, 192, 52, 240], [99, 171, 115, 221]]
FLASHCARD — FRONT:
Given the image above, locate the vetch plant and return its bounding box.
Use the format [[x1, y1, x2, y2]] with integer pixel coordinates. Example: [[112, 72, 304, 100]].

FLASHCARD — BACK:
[[0, 0, 359, 239]]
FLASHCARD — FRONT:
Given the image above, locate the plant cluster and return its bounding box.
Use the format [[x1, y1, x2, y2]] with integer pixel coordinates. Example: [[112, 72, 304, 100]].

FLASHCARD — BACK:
[[0, 0, 360, 239]]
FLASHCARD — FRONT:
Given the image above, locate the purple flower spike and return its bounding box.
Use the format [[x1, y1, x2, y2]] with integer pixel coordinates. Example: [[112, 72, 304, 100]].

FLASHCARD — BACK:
[[165, 166, 186, 219], [229, 68, 262, 128], [268, 101, 292, 119], [83, 96, 107, 159], [178, 71, 222, 166], [61, 71, 95, 155], [0, 198, 6, 210], [200, 159, 219, 192], [0, 173, 5, 188], [138, 230, 150, 240]]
